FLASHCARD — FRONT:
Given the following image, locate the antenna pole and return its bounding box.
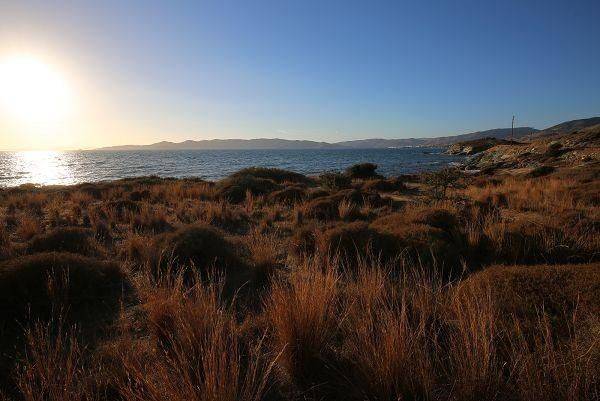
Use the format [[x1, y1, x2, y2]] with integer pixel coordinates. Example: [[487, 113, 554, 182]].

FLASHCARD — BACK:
[[511, 115, 515, 141]]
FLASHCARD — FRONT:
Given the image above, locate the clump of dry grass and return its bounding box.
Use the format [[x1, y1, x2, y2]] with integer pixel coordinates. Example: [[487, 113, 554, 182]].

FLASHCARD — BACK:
[[0, 222, 11, 258], [340, 265, 440, 400], [266, 259, 340, 394], [245, 229, 282, 284], [337, 198, 360, 221], [16, 214, 42, 241], [130, 204, 172, 234], [112, 273, 279, 401], [14, 322, 97, 401], [199, 200, 248, 232]]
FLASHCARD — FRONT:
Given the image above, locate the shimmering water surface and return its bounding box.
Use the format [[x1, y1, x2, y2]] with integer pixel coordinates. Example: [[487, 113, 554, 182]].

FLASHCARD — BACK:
[[0, 148, 463, 187]]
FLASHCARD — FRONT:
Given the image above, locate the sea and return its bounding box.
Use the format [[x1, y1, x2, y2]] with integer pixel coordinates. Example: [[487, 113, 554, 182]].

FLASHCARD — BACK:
[[0, 148, 464, 187]]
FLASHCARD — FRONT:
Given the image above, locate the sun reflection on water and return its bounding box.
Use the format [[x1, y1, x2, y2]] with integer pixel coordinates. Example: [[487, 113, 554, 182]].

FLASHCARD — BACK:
[[1, 151, 76, 187]]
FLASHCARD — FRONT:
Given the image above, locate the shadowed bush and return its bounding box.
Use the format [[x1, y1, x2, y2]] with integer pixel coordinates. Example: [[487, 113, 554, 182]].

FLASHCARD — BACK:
[[317, 222, 390, 263], [0, 252, 127, 386], [150, 223, 250, 290], [26, 227, 104, 258], [267, 185, 307, 204], [527, 165, 556, 178], [0, 252, 126, 325], [228, 167, 311, 184], [345, 163, 382, 179], [460, 263, 600, 337], [217, 176, 279, 203], [300, 196, 341, 221], [319, 171, 351, 191], [370, 211, 465, 275], [361, 177, 406, 192]]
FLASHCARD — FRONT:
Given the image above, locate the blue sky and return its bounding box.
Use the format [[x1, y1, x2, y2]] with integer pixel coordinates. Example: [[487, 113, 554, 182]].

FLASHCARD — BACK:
[[1, 0, 599, 148]]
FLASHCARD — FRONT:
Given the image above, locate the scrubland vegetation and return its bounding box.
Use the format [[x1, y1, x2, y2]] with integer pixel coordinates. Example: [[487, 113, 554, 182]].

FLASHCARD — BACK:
[[0, 157, 598, 400]]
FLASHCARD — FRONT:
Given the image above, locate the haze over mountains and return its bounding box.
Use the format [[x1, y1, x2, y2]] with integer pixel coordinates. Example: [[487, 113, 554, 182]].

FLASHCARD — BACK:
[[96, 117, 599, 151]]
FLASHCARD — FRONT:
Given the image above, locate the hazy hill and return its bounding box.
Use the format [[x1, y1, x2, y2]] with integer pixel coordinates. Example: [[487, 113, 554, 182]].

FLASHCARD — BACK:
[[95, 118, 600, 151], [97, 128, 537, 151], [336, 127, 538, 149], [98, 138, 343, 151], [525, 117, 600, 139]]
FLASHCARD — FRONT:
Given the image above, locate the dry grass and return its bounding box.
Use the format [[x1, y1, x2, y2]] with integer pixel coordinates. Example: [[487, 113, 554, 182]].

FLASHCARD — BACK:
[[111, 274, 278, 401], [14, 322, 97, 401], [266, 259, 340, 394], [0, 164, 598, 400], [16, 214, 41, 241]]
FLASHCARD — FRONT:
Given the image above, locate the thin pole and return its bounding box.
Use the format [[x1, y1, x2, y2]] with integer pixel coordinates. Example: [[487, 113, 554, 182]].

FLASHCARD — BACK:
[[511, 115, 515, 141]]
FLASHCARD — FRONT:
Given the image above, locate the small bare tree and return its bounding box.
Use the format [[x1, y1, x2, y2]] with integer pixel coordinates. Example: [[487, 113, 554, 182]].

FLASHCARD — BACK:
[[424, 167, 463, 200]]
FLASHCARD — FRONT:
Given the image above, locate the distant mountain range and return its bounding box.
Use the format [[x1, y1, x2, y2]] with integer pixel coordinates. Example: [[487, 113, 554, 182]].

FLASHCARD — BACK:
[[95, 117, 599, 151]]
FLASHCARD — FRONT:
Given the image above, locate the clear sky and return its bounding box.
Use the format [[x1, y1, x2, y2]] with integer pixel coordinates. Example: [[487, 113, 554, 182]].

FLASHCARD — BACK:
[[0, 0, 599, 150]]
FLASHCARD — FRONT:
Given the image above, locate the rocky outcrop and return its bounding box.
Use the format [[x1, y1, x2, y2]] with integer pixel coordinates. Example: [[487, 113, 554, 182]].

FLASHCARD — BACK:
[[447, 137, 518, 156], [465, 125, 600, 172]]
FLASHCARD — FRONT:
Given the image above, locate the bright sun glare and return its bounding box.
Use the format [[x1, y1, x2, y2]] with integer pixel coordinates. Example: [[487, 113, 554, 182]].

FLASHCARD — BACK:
[[0, 54, 74, 125]]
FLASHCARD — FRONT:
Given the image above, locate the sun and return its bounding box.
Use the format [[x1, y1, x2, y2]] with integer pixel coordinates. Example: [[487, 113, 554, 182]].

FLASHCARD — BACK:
[[0, 54, 74, 125]]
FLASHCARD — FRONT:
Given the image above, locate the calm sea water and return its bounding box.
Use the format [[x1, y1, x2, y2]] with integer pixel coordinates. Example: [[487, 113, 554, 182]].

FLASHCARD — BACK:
[[0, 148, 463, 187]]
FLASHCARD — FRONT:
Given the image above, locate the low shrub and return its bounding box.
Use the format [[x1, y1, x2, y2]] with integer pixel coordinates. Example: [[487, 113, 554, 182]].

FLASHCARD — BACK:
[[228, 167, 311, 184], [361, 177, 406, 192], [267, 186, 307, 204], [317, 222, 388, 263], [527, 165, 555, 178], [26, 227, 104, 257], [217, 176, 279, 203], [460, 263, 600, 338], [301, 196, 340, 221], [289, 225, 318, 257], [0, 252, 126, 327], [371, 213, 465, 275], [319, 171, 351, 191], [345, 163, 382, 179], [150, 223, 249, 289], [423, 167, 464, 199]]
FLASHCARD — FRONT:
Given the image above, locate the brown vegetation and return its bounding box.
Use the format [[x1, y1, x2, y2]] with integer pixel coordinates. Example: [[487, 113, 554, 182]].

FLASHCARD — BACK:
[[0, 162, 598, 400]]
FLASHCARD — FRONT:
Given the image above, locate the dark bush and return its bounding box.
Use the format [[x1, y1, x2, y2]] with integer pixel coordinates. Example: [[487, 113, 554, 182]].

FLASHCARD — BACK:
[[319, 171, 351, 191], [317, 222, 389, 263], [267, 186, 307, 204], [544, 141, 563, 157], [370, 213, 465, 275], [228, 167, 311, 184], [128, 189, 151, 201], [527, 165, 555, 178], [75, 183, 103, 199], [462, 263, 600, 338], [151, 224, 249, 288], [301, 197, 340, 221], [0, 252, 126, 325], [290, 225, 318, 257], [216, 176, 279, 203], [411, 208, 459, 232], [107, 199, 141, 217], [361, 177, 406, 192], [307, 188, 331, 199], [26, 227, 104, 257], [423, 167, 463, 199], [345, 163, 382, 179]]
